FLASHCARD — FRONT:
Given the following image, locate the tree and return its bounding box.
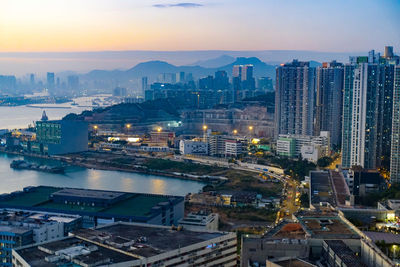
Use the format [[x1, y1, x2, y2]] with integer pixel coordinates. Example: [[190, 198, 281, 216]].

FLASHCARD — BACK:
[[317, 157, 333, 168]]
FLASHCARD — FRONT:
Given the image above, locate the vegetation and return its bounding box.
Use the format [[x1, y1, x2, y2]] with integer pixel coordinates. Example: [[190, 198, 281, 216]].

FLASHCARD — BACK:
[[143, 158, 226, 175], [242, 92, 275, 107], [218, 206, 277, 221], [206, 170, 283, 197], [269, 157, 316, 180], [360, 183, 400, 206], [300, 192, 310, 208], [317, 156, 333, 168]]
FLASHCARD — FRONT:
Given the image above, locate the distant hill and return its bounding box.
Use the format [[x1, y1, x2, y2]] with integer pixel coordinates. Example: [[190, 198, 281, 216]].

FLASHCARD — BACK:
[[79, 57, 278, 86], [63, 99, 180, 122], [190, 55, 235, 68]]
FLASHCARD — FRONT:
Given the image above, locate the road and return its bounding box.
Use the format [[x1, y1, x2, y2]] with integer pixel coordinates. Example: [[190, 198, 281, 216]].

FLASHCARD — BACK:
[[276, 178, 300, 224]]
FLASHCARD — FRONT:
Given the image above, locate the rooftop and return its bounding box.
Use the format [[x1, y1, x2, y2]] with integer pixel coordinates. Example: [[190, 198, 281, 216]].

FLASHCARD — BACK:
[[50, 188, 125, 201], [0, 186, 183, 220], [16, 236, 137, 267], [364, 231, 400, 244], [324, 240, 367, 267], [330, 170, 350, 206], [310, 171, 336, 207], [272, 258, 317, 267], [295, 210, 359, 239], [0, 209, 81, 231], [73, 222, 227, 258], [271, 223, 307, 239]]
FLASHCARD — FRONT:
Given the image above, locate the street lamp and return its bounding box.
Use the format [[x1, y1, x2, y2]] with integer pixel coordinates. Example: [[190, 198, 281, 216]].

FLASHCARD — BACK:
[[157, 127, 162, 133], [93, 125, 98, 130], [392, 245, 398, 260], [126, 124, 131, 129], [202, 125, 208, 142], [233, 129, 238, 135]]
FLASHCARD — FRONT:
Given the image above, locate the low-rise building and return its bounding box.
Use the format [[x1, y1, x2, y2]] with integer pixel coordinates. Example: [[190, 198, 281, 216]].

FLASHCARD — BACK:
[[13, 222, 237, 267], [178, 211, 219, 231], [0, 209, 81, 266], [179, 139, 208, 155], [225, 139, 245, 157], [277, 132, 330, 161], [34, 120, 88, 155], [0, 186, 184, 227], [322, 240, 367, 267], [207, 134, 248, 158]]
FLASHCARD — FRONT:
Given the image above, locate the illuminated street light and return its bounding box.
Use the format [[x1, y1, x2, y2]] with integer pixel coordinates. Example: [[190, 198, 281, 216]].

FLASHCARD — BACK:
[[233, 129, 238, 135], [126, 124, 131, 129], [203, 125, 208, 131], [248, 126, 253, 131], [157, 127, 162, 132], [93, 125, 98, 130]]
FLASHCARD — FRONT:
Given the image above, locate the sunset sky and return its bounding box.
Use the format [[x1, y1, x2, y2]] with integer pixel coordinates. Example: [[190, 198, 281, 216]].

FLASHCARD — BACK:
[[1, 0, 399, 52]]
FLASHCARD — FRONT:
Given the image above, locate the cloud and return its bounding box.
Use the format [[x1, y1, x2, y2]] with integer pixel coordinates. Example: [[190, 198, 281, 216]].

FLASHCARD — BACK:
[[153, 3, 203, 8]]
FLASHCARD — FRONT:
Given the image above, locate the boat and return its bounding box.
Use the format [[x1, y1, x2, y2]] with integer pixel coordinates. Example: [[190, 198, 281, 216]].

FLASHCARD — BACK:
[[10, 160, 65, 174]]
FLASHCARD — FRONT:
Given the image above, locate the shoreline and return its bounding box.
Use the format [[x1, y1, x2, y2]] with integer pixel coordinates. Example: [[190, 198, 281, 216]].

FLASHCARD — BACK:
[[1, 150, 216, 184]]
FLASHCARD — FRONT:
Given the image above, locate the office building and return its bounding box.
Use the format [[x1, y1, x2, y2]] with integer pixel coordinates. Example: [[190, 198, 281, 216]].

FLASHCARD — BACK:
[[29, 74, 35, 87], [232, 64, 255, 101], [178, 211, 219, 231], [275, 60, 316, 138], [179, 139, 208, 155], [315, 61, 344, 149], [232, 65, 242, 102], [342, 64, 357, 168], [0, 186, 184, 227], [112, 87, 127, 97], [276, 131, 330, 161], [207, 134, 248, 158], [67, 75, 79, 91], [241, 64, 255, 90], [225, 139, 245, 157], [384, 46, 394, 59], [13, 222, 237, 267], [177, 71, 185, 83], [0, 75, 17, 93], [46, 72, 55, 90], [214, 70, 229, 90], [391, 66, 400, 183], [199, 75, 214, 90], [0, 209, 81, 266], [141, 76, 148, 93], [35, 120, 88, 155]]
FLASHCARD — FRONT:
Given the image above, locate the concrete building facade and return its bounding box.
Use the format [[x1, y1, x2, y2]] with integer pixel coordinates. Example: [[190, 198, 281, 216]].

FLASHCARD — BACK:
[[391, 66, 400, 183]]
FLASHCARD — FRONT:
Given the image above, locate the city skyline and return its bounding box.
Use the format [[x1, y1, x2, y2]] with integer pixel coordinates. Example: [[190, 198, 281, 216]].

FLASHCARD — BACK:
[[1, 0, 399, 53]]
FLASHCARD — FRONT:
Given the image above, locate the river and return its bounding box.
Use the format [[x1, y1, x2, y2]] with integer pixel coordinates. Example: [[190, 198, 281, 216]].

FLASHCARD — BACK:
[[0, 99, 205, 196], [0, 95, 111, 129], [0, 153, 204, 196]]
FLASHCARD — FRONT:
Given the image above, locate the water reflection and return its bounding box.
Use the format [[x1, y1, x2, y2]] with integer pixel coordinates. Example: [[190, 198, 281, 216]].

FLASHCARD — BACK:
[[150, 179, 166, 195], [0, 153, 204, 196]]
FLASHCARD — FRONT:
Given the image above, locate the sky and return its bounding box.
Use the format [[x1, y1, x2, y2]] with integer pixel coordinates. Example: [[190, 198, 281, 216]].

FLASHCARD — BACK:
[[0, 0, 399, 52]]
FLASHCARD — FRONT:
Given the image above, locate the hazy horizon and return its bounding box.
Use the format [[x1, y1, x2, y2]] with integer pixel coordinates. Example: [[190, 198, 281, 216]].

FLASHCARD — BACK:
[[0, 49, 375, 76]]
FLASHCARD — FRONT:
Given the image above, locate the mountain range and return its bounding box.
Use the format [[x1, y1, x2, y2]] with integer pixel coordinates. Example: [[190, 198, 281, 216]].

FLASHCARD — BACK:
[[80, 56, 282, 85]]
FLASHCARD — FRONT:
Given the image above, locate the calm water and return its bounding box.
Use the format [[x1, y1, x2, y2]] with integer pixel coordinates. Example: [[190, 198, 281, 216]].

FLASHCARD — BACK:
[[0, 95, 110, 129], [0, 153, 204, 196], [0, 100, 205, 196]]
